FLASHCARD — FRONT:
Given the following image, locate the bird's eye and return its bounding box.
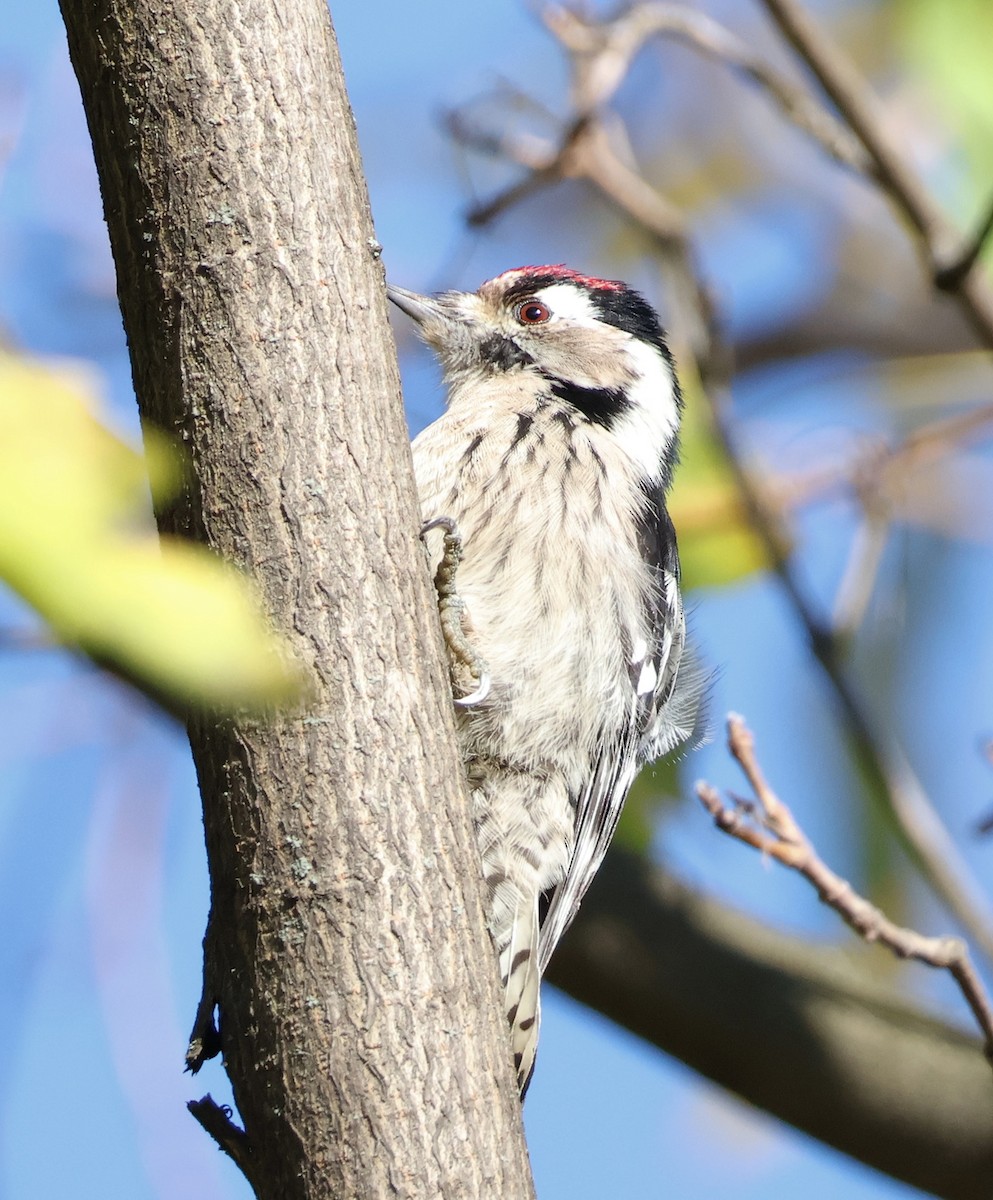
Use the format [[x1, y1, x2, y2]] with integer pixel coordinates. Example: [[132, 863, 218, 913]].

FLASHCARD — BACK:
[[515, 299, 551, 325]]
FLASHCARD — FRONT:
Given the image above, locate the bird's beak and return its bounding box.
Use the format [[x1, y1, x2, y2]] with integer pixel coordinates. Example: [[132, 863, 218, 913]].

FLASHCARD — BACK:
[[386, 284, 449, 326]]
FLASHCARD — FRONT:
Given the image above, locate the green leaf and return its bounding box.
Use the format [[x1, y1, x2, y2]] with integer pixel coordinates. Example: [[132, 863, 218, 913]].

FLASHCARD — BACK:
[[615, 756, 685, 854], [0, 351, 302, 711], [669, 373, 771, 590], [897, 0, 993, 222]]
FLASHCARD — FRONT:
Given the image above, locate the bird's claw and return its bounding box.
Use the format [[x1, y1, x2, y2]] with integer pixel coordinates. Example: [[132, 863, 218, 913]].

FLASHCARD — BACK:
[[421, 515, 490, 706], [454, 673, 492, 707], [420, 515, 458, 538]]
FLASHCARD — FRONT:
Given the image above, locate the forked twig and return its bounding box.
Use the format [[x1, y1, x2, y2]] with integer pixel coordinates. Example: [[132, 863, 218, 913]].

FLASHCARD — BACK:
[[697, 715, 993, 1068]]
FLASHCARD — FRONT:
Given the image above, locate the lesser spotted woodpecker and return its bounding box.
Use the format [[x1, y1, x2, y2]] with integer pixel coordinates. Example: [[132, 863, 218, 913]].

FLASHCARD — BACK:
[[389, 265, 706, 1093]]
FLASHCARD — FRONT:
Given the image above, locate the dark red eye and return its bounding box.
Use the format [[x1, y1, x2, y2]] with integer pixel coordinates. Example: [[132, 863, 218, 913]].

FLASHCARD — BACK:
[[515, 299, 551, 325]]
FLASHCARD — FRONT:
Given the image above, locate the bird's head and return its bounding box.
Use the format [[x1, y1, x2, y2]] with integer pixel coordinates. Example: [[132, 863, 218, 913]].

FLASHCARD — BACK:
[[388, 264, 683, 481]]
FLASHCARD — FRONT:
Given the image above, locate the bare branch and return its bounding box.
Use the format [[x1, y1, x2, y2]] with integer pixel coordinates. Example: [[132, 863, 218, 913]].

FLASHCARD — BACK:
[[697, 715, 993, 1067], [776, 398, 993, 517], [542, 3, 869, 173], [446, 110, 586, 226], [758, 0, 993, 347]]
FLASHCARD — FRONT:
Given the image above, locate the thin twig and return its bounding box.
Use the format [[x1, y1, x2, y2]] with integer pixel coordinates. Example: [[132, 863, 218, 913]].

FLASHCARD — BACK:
[[0, 627, 56, 652], [711, 411, 993, 966], [697, 715, 993, 1068], [775, 398, 993, 516], [830, 501, 890, 639], [446, 112, 592, 227], [976, 742, 993, 837]]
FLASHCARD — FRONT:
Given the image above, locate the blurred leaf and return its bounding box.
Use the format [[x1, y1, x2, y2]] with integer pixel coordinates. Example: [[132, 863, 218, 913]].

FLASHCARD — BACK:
[[0, 350, 302, 711], [897, 0, 993, 221], [669, 372, 771, 590]]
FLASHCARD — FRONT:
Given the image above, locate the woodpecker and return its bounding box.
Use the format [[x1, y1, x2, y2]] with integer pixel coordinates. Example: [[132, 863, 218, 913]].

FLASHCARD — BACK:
[[388, 265, 706, 1093]]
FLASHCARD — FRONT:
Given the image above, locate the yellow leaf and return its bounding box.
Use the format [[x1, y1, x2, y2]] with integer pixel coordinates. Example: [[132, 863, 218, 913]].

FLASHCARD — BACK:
[[670, 372, 771, 589], [897, 0, 993, 223], [0, 351, 302, 711], [615, 757, 683, 854]]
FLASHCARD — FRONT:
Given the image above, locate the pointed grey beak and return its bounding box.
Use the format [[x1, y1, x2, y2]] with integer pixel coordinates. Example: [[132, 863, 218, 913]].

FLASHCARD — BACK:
[[386, 284, 448, 326]]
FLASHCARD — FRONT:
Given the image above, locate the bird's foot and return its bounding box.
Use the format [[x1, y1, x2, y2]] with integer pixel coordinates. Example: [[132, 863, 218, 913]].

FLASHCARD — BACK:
[[421, 517, 491, 706]]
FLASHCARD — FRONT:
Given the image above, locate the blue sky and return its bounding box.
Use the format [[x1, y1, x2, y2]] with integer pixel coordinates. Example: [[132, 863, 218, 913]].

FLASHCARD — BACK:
[[3, 2, 990, 1197]]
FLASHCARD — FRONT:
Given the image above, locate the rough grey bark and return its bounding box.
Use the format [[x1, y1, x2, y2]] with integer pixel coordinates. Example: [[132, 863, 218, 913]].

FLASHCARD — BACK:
[[57, 1, 535, 1197], [550, 852, 993, 1200]]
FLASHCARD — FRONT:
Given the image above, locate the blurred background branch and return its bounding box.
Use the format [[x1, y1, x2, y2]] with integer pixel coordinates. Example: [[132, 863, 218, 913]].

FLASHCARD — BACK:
[[758, 0, 993, 337]]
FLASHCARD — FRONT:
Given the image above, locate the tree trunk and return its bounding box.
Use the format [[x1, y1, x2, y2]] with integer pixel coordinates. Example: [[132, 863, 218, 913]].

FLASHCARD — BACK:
[[58, 1, 536, 1196]]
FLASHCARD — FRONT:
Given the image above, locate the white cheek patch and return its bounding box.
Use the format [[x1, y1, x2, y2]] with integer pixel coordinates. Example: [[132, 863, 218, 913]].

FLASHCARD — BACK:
[[519, 283, 681, 483], [610, 338, 680, 484]]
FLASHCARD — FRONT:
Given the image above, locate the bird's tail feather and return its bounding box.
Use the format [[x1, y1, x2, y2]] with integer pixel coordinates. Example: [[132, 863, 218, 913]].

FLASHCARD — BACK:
[[501, 897, 542, 1095]]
